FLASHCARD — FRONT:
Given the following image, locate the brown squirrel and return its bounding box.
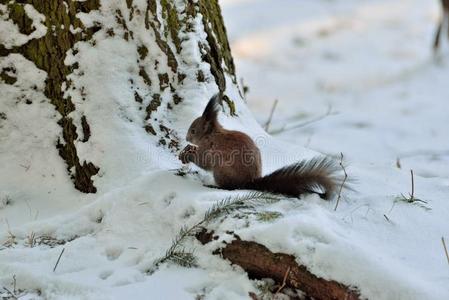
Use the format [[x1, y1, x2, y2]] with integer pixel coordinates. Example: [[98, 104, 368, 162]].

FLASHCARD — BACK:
[[179, 95, 341, 199], [434, 0, 449, 51]]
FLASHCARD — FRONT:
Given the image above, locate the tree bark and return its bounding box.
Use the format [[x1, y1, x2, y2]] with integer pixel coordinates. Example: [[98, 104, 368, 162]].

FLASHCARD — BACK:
[[2, 0, 102, 192], [216, 239, 360, 300], [1, 0, 237, 193], [196, 230, 360, 299]]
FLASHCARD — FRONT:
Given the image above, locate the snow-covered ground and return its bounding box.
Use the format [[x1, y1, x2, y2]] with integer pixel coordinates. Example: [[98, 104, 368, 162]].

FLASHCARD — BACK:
[[1, 0, 449, 299]]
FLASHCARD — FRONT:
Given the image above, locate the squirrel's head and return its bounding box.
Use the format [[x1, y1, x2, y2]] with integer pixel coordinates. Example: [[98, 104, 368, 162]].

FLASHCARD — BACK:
[[186, 94, 221, 144]]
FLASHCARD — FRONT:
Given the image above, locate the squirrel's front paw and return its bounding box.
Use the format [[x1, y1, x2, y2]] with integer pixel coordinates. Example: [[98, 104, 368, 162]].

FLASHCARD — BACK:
[[179, 145, 197, 164]]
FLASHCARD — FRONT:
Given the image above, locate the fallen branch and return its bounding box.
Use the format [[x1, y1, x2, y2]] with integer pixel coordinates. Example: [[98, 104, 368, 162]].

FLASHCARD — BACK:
[[213, 239, 360, 300]]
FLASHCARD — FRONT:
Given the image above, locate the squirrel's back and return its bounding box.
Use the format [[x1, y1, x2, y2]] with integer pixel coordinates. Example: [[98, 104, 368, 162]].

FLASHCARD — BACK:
[[198, 129, 262, 189]]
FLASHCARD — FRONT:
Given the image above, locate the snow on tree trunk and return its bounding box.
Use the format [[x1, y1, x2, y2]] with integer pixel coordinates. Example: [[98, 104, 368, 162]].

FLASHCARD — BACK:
[[0, 0, 240, 194]]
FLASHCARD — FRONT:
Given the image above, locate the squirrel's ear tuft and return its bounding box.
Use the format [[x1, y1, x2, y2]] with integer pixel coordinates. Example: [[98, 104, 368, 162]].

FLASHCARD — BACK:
[[202, 94, 221, 121]]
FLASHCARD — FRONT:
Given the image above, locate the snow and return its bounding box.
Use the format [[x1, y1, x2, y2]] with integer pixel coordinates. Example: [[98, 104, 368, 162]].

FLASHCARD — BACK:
[[221, 0, 449, 299], [1, 0, 449, 299], [0, 4, 47, 49]]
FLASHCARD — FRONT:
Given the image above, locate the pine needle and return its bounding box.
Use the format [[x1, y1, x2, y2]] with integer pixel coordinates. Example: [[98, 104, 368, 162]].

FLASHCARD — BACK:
[[151, 192, 282, 271]]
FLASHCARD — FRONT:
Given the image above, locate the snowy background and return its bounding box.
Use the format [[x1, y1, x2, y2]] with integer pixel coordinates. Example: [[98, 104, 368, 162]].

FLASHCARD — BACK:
[[1, 0, 449, 299]]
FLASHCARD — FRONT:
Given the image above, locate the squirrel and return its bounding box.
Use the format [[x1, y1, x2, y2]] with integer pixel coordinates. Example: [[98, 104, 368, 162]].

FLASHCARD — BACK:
[[434, 0, 449, 51], [179, 94, 341, 199]]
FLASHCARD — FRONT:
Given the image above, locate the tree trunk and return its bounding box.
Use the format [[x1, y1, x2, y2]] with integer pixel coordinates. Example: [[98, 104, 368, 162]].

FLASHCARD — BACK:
[[0, 0, 237, 193]]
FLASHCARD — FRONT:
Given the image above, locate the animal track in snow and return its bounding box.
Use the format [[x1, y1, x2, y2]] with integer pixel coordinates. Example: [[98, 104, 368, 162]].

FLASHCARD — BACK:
[[99, 269, 113, 280], [105, 246, 123, 261]]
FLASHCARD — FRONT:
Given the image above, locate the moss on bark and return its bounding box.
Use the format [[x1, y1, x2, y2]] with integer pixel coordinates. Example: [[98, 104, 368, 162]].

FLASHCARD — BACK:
[[0, 67, 17, 85], [7, 2, 34, 35], [197, 1, 236, 82], [2, 0, 101, 193], [191, 0, 237, 114], [152, 0, 237, 100]]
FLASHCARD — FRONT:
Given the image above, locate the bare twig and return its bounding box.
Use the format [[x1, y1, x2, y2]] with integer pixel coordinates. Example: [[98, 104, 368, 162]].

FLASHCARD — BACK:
[[26, 231, 36, 248], [334, 153, 348, 211], [396, 158, 401, 169], [2, 219, 16, 248], [275, 266, 291, 294], [264, 99, 278, 132], [292, 105, 334, 129], [269, 105, 335, 134], [53, 248, 65, 272], [240, 77, 249, 97], [395, 170, 429, 210], [442, 237, 449, 265], [19, 164, 30, 172], [2, 287, 17, 299], [12, 275, 16, 295], [24, 199, 33, 218]]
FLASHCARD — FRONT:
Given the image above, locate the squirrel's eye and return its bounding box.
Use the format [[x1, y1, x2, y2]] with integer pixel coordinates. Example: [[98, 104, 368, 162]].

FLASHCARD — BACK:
[[191, 129, 195, 134]]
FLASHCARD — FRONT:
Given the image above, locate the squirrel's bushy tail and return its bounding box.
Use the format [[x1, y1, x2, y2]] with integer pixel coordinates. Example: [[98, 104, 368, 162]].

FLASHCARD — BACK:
[[244, 157, 341, 199]]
